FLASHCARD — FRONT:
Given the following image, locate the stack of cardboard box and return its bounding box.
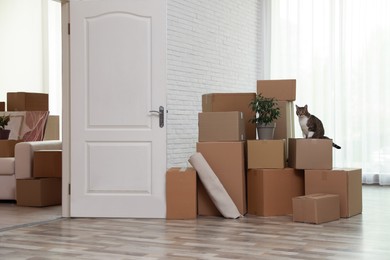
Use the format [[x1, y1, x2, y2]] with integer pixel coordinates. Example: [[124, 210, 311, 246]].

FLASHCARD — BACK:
[[247, 80, 305, 217], [1, 92, 62, 207], [166, 80, 362, 223], [197, 93, 254, 217]]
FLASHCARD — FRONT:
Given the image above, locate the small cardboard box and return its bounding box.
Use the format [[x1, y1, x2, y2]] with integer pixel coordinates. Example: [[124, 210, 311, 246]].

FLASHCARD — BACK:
[[0, 140, 21, 157], [0, 102, 5, 111], [33, 150, 62, 178], [16, 178, 62, 207], [257, 80, 296, 101], [202, 93, 256, 140], [247, 139, 285, 169], [247, 168, 304, 216], [166, 167, 197, 220], [292, 193, 340, 224], [305, 168, 362, 218], [196, 141, 246, 216], [7, 92, 48, 111], [288, 138, 333, 170], [198, 111, 245, 142]]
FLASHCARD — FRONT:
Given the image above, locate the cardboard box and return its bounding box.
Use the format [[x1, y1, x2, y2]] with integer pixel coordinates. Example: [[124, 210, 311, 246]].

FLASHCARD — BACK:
[[198, 112, 245, 142], [257, 80, 296, 101], [16, 178, 62, 207], [0, 102, 5, 111], [247, 139, 285, 169], [274, 101, 295, 140], [0, 140, 21, 157], [166, 167, 197, 219], [305, 168, 362, 218], [202, 93, 256, 140], [7, 92, 48, 111], [247, 168, 304, 216], [33, 150, 62, 178], [293, 194, 340, 224], [196, 142, 246, 216], [288, 138, 333, 170]]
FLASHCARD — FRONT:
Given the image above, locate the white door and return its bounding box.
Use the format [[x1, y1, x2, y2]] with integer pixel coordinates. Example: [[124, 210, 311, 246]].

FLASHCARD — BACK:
[[69, 0, 167, 217]]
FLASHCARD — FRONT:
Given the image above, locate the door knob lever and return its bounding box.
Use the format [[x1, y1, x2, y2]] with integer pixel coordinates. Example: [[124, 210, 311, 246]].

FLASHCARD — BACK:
[[149, 106, 164, 128]]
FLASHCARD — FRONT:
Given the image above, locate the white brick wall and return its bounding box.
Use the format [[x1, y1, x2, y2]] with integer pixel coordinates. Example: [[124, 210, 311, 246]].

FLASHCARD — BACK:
[[167, 0, 263, 167]]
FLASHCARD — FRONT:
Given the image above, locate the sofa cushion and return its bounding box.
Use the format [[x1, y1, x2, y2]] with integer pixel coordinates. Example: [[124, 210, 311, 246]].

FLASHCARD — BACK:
[[0, 158, 15, 175]]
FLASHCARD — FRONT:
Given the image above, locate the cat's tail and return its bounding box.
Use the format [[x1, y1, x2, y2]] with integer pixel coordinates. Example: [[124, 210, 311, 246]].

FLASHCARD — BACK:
[[322, 136, 341, 149], [332, 143, 341, 149]]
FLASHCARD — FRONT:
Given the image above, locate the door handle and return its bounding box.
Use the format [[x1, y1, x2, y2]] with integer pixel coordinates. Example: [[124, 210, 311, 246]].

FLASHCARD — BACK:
[[149, 106, 164, 128]]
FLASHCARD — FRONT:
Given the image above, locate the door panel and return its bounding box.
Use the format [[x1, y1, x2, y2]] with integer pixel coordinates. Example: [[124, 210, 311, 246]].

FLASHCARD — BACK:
[[70, 0, 166, 218]]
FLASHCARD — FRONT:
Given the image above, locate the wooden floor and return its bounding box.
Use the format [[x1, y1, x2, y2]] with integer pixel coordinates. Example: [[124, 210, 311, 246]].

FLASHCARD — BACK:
[[0, 185, 389, 259]]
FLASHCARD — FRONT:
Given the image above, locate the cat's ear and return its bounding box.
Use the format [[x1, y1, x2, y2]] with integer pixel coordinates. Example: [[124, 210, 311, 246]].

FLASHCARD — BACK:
[[295, 105, 299, 109], [304, 104, 308, 109]]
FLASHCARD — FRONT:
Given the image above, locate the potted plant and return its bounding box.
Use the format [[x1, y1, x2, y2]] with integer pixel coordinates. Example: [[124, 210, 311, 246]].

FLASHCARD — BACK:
[[0, 114, 11, 140], [249, 93, 280, 140]]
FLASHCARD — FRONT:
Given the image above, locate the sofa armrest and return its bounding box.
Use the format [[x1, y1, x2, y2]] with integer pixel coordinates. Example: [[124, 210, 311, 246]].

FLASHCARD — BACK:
[[14, 140, 62, 179]]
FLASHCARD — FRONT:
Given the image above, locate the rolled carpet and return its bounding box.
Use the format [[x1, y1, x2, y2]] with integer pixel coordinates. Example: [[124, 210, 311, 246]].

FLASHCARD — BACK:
[[188, 152, 241, 219]]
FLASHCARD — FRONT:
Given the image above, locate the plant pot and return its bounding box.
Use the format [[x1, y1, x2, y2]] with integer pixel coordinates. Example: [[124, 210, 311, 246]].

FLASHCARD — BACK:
[[256, 123, 276, 140], [0, 129, 10, 140]]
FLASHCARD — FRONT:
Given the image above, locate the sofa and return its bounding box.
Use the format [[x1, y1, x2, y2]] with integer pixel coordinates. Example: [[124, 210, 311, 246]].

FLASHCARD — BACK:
[[0, 115, 61, 200]]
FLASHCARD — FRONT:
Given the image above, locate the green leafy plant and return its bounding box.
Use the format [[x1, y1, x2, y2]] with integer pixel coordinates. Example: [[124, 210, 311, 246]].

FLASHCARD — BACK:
[[0, 114, 10, 130], [249, 93, 281, 125]]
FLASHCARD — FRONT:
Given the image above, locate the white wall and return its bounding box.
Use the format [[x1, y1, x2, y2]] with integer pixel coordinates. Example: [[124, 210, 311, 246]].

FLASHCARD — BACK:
[[0, 0, 61, 115], [167, 0, 263, 167], [0, 0, 43, 103]]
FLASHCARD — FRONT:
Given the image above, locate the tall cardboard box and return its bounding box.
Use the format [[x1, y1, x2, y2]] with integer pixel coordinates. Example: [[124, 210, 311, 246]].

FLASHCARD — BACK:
[[0, 140, 21, 157], [247, 139, 285, 169], [305, 168, 362, 218], [247, 168, 304, 216], [166, 167, 197, 220], [292, 194, 340, 224], [198, 112, 245, 142], [16, 178, 62, 207], [0, 102, 5, 111], [33, 150, 62, 178], [288, 138, 333, 170], [196, 142, 246, 216], [7, 92, 48, 111], [202, 93, 256, 140], [274, 101, 295, 140], [257, 80, 296, 101]]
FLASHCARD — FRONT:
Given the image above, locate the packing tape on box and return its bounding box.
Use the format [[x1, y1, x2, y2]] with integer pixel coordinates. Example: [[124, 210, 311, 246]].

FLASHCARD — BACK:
[[188, 152, 242, 219]]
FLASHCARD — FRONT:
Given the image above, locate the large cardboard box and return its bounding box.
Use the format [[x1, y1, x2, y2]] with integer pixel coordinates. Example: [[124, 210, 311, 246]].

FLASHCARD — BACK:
[[0, 102, 4, 111], [247, 168, 304, 216], [274, 101, 295, 140], [198, 111, 245, 142], [7, 92, 48, 111], [33, 150, 62, 178], [288, 138, 333, 170], [292, 194, 340, 224], [166, 167, 197, 219], [202, 93, 256, 140], [0, 140, 21, 157], [196, 142, 246, 216], [16, 178, 62, 207], [305, 168, 362, 218], [257, 80, 296, 101], [247, 139, 285, 169]]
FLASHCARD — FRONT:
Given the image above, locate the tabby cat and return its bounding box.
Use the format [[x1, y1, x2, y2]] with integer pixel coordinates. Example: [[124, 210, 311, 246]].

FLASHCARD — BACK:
[[295, 104, 341, 149]]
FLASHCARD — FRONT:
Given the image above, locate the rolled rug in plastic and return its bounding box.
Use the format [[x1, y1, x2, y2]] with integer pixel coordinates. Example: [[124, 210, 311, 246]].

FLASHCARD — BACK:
[[188, 152, 241, 219]]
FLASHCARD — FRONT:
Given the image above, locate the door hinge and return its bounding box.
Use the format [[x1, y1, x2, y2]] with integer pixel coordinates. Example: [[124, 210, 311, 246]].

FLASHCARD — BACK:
[[68, 23, 70, 35], [68, 183, 71, 195]]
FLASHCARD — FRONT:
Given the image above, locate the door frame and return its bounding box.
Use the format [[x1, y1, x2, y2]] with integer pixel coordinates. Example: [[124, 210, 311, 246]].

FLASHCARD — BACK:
[[61, 1, 70, 217]]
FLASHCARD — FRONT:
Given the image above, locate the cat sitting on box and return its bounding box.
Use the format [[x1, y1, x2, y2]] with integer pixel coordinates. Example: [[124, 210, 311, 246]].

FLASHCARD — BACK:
[[296, 104, 341, 149]]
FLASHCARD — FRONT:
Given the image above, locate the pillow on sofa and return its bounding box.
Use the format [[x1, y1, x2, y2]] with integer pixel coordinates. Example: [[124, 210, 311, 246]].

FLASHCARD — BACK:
[[4, 115, 24, 140], [21, 111, 49, 142]]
